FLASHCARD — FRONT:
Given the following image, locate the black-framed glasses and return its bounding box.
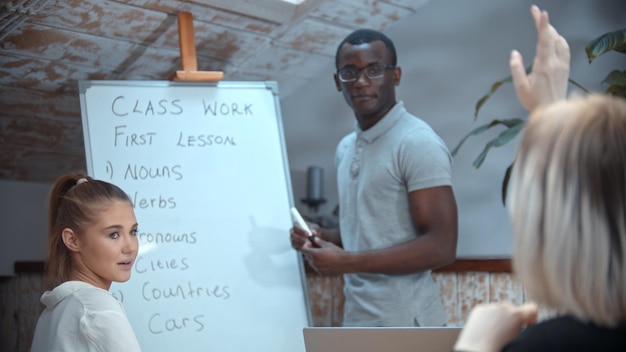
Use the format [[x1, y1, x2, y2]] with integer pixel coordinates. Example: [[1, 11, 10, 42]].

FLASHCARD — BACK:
[[337, 63, 395, 82]]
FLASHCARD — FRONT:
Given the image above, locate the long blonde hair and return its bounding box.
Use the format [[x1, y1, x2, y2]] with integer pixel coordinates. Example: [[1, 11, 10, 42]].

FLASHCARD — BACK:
[[509, 94, 626, 327]]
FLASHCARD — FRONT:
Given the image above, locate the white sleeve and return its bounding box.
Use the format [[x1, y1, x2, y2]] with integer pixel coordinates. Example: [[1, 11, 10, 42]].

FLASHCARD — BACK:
[[80, 299, 142, 352]]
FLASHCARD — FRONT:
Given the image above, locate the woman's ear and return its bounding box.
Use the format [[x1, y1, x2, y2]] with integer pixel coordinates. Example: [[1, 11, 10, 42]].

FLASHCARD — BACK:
[[61, 228, 80, 252]]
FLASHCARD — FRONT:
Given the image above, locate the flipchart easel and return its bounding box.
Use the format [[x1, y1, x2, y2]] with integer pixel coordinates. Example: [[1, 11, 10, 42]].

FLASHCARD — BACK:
[[170, 12, 224, 82]]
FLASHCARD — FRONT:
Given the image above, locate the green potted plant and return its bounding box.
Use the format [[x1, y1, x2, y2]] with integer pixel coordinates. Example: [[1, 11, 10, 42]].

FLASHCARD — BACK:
[[452, 28, 626, 204]]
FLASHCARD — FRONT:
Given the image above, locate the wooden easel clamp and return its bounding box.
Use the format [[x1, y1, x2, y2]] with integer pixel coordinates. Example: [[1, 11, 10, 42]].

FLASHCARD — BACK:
[[170, 12, 224, 82]]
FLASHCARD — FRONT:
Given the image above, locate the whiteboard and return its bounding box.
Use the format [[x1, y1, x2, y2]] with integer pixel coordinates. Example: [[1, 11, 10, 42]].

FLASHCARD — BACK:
[[79, 80, 311, 352]]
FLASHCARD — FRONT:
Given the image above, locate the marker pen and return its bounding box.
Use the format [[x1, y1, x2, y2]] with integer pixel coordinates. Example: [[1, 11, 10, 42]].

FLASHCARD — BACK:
[[290, 207, 319, 248]]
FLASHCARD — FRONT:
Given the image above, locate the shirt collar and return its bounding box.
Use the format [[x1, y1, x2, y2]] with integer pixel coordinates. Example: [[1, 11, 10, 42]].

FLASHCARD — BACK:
[[355, 101, 405, 143]]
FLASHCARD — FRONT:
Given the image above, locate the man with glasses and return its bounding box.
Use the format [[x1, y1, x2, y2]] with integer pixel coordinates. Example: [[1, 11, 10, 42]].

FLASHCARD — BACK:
[[291, 29, 458, 327]]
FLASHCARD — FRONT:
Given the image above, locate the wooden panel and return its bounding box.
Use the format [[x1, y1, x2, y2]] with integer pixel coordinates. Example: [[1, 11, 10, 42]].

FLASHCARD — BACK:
[[122, 46, 194, 79], [434, 259, 512, 273], [224, 66, 310, 98], [0, 273, 43, 352], [2, 24, 141, 72], [2, 25, 238, 80], [305, 274, 345, 327], [0, 53, 106, 95], [16, 273, 42, 352], [31, 0, 278, 58], [32, 0, 173, 45], [301, 258, 515, 276], [433, 272, 459, 326], [456, 272, 489, 325], [0, 146, 86, 183], [194, 0, 300, 23], [13, 262, 44, 274], [0, 85, 80, 121], [489, 272, 523, 305], [240, 44, 331, 77], [118, 0, 279, 34], [310, 0, 414, 29], [330, 274, 345, 326], [384, 0, 432, 11], [305, 274, 332, 326], [190, 23, 273, 64], [0, 115, 83, 152], [276, 18, 352, 56], [51, 10, 275, 65], [0, 84, 84, 183], [12, 6, 280, 73], [0, 277, 18, 352]]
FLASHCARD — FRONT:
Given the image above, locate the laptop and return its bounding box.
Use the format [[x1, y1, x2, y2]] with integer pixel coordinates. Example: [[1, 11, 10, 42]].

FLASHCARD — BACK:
[[303, 326, 462, 352]]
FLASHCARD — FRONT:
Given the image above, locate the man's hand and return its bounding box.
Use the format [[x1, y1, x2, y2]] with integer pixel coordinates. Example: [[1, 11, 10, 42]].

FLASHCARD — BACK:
[[290, 221, 320, 251], [510, 5, 570, 112], [300, 237, 347, 276]]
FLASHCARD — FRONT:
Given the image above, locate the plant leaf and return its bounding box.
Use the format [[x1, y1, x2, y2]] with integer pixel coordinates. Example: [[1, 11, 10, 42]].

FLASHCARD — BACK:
[[568, 78, 591, 93], [472, 120, 526, 168], [501, 161, 514, 205], [602, 70, 626, 86], [601, 70, 626, 98], [585, 28, 626, 63], [451, 118, 525, 156], [474, 78, 511, 119], [606, 85, 626, 98], [474, 66, 531, 119]]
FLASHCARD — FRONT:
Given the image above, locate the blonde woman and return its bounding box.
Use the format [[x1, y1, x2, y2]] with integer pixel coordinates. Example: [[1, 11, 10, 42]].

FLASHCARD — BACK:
[[30, 173, 141, 351], [454, 5, 626, 352]]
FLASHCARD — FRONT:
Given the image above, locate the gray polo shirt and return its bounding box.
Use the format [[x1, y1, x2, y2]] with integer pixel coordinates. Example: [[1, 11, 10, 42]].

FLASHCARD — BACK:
[[335, 101, 452, 326]]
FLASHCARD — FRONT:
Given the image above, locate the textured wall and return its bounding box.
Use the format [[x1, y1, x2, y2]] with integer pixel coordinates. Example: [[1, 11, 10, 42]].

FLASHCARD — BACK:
[[0, 273, 42, 352], [306, 271, 556, 328]]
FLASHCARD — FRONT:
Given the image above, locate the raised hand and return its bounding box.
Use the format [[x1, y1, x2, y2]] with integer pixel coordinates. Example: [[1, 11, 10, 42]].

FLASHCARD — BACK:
[[510, 5, 570, 112]]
